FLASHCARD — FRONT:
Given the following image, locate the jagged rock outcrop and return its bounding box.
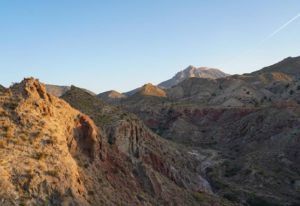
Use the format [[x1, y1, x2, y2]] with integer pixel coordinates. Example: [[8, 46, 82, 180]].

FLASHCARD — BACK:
[[0, 78, 103, 205], [70, 114, 103, 160]]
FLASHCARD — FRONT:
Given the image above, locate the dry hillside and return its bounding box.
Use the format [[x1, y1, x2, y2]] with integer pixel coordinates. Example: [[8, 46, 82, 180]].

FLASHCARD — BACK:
[[0, 79, 232, 206]]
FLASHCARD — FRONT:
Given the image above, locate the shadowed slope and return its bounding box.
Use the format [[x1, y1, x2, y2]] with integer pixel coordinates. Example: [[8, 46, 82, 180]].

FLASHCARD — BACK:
[[61, 86, 233, 206]]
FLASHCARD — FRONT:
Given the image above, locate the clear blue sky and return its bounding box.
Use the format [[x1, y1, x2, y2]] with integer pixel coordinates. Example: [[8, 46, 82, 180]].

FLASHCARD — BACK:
[[0, 0, 299, 93]]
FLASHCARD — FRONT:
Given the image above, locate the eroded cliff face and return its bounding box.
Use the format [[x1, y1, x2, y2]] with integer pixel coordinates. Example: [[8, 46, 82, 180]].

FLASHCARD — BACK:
[[104, 116, 213, 195], [61, 86, 232, 205]]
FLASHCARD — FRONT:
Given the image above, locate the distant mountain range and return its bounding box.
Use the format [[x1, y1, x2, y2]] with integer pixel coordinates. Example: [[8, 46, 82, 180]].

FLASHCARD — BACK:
[[158, 66, 229, 88], [102, 65, 229, 100], [46, 65, 228, 99]]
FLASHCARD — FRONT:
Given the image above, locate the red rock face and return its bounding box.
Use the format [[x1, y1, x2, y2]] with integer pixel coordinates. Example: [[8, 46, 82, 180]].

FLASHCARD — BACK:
[[69, 114, 104, 161], [126, 101, 300, 204], [143, 152, 171, 179]]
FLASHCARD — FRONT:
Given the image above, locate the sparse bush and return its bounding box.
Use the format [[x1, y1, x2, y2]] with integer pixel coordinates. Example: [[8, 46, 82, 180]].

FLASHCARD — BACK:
[[4, 102, 18, 110], [0, 108, 8, 116], [247, 194, 280, 206], [34, 131, 44, 139], [224, 165, 242, 177], [88, 190, 95, 196], [19, 134, 28, 142], [45, 170, 59, 177], [0, 140, 5, 148], [41, 138, 55, 146], [223, 193, 240, 202], [193, 192, 209, 203], [31, 152, 46, 160]]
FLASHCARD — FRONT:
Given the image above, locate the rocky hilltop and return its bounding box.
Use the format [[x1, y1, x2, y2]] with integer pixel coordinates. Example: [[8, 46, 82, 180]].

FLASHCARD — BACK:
[[46, 84, 95, 97], [0, 79, 231, 205], [135, 83, 167, 97], [159, 65, 229, 88], [97, 90, 126, 103]]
